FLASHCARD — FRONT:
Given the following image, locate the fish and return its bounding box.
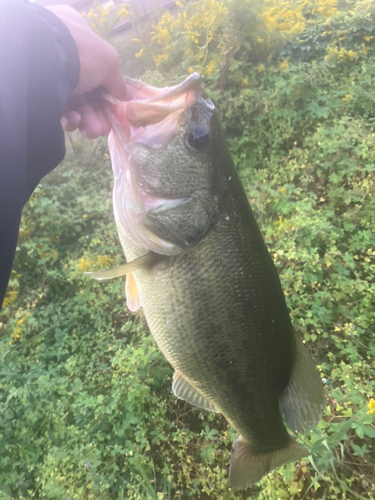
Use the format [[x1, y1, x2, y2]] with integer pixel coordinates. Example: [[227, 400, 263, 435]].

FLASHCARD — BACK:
[[85, 72, 325, 489]]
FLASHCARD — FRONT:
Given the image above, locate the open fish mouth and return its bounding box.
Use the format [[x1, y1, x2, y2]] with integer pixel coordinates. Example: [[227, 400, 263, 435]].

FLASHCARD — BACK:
[[105, 72, 205, 150], [103, 73, 216, 255]]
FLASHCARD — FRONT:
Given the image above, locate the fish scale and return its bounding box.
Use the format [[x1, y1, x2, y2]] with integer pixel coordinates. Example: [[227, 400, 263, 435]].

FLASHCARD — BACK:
[[122, 195, 294, 448]]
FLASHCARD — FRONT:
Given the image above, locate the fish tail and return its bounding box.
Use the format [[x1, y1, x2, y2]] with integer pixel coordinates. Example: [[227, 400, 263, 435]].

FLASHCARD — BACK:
[[228, 435, 307, 490]]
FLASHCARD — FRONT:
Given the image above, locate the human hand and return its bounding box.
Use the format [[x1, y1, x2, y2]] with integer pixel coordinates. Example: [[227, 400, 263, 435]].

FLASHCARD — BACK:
[[47, 5, 127, 138]]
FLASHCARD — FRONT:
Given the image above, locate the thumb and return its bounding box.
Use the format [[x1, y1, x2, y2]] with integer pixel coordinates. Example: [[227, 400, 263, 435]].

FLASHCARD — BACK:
[[104, 70, 128, 101]]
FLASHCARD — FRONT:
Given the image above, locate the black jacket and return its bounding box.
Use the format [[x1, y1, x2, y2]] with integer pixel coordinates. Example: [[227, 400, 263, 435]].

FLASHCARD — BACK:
[[0, 0, 80, 307]]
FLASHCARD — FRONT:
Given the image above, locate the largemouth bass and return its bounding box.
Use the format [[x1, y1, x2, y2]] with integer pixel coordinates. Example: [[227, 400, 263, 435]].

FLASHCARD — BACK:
[[87, 73, 325, 489]]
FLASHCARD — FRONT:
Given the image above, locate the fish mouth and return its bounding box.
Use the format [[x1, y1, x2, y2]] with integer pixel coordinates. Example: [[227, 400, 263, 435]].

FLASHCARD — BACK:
[[125, 71, 202, 103], [105, 73, 212, 255], [104, 72, 206, 146], [105, 73, 216, 256]]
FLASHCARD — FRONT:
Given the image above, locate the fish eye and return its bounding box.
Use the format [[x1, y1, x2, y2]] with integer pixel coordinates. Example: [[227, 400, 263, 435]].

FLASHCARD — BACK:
[[186, 126, 209, 150]]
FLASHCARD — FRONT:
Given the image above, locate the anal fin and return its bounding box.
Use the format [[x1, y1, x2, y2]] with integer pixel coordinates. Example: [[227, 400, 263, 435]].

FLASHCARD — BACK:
[[172, 371, 218, 413], [126, 272, 141, 312], [279, 330, 326, 433]]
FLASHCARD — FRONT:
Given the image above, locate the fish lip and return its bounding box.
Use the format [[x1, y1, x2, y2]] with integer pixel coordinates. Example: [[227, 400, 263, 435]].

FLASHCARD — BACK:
[[104, 72, 202, 106], [104, 73, 205, 137], [143, 72, 202, 103]]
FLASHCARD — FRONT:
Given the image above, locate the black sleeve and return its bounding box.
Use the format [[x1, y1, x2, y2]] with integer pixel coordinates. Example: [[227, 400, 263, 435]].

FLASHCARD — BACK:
[[0, 0, 80, 308]]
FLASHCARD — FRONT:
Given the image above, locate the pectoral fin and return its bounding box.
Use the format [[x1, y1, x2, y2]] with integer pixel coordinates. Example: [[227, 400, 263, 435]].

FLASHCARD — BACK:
[[172, 371, 218, 413], [125, 273, 141, 312], [83, 253, 154, 281]]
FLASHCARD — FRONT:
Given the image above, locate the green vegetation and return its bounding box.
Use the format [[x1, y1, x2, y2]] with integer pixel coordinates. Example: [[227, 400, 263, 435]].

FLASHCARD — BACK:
[[1, 0, 375, 498]]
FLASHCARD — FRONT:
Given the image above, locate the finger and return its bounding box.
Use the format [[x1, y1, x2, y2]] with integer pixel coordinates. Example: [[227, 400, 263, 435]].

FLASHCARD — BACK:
[[78, 102, 103, 139], [106, 71, 128, 101], [95, 106, 111, 136], [100, 47, 128, 101], [61, 110, 81, 131]]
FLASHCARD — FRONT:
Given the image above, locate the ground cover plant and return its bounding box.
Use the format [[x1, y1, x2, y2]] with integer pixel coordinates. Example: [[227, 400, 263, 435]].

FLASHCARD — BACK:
[[1, 0, 375, 498]]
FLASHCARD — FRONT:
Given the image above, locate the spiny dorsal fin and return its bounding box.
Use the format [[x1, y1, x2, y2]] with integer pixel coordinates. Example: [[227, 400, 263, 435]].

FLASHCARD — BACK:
[[83, 253, 153, 281], [172, 371, 218, 413], [125, 272, 141, 312]]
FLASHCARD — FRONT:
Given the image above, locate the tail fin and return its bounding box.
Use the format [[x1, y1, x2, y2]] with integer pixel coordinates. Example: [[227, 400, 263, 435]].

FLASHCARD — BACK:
[[228, 435, 307, 490]]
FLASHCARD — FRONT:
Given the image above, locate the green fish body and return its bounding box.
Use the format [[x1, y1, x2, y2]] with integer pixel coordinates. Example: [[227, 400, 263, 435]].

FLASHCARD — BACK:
[[88, 73, 325, 489]]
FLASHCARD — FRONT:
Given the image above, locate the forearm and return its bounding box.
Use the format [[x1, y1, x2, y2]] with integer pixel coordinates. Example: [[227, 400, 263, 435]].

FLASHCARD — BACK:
[[0, 0, 80, 307]]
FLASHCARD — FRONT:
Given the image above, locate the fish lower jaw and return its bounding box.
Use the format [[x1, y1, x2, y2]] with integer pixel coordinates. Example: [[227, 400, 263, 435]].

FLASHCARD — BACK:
[[116, 215, 181, 256]]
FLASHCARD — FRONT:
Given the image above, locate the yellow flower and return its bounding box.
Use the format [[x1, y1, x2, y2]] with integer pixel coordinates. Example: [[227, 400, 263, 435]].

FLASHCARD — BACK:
[[2, 290, 18, 308], [273, 216, 292, 232], [278, 60, 289, 71], [11, 313, 29, 342], [188, 67, 195, 74], [204, 59, 217, 76], [260, 2, 306, 36], [342, 94, 351, 102], [346, 50, 356, 61], [77, 257, 94, 272], [118, 4, 130, 18], [367, 399, 375, 415], [135, 48, 144, 58], [257, 64, 265, 73], [325, 45, 345, 62], [153, 53, 167, 67], [132, 38, 141, 43], [82, 214, 88, 219], [97, 255, 114, 267], [157, 27, 171, 45], [98, 5, 110, 16]]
